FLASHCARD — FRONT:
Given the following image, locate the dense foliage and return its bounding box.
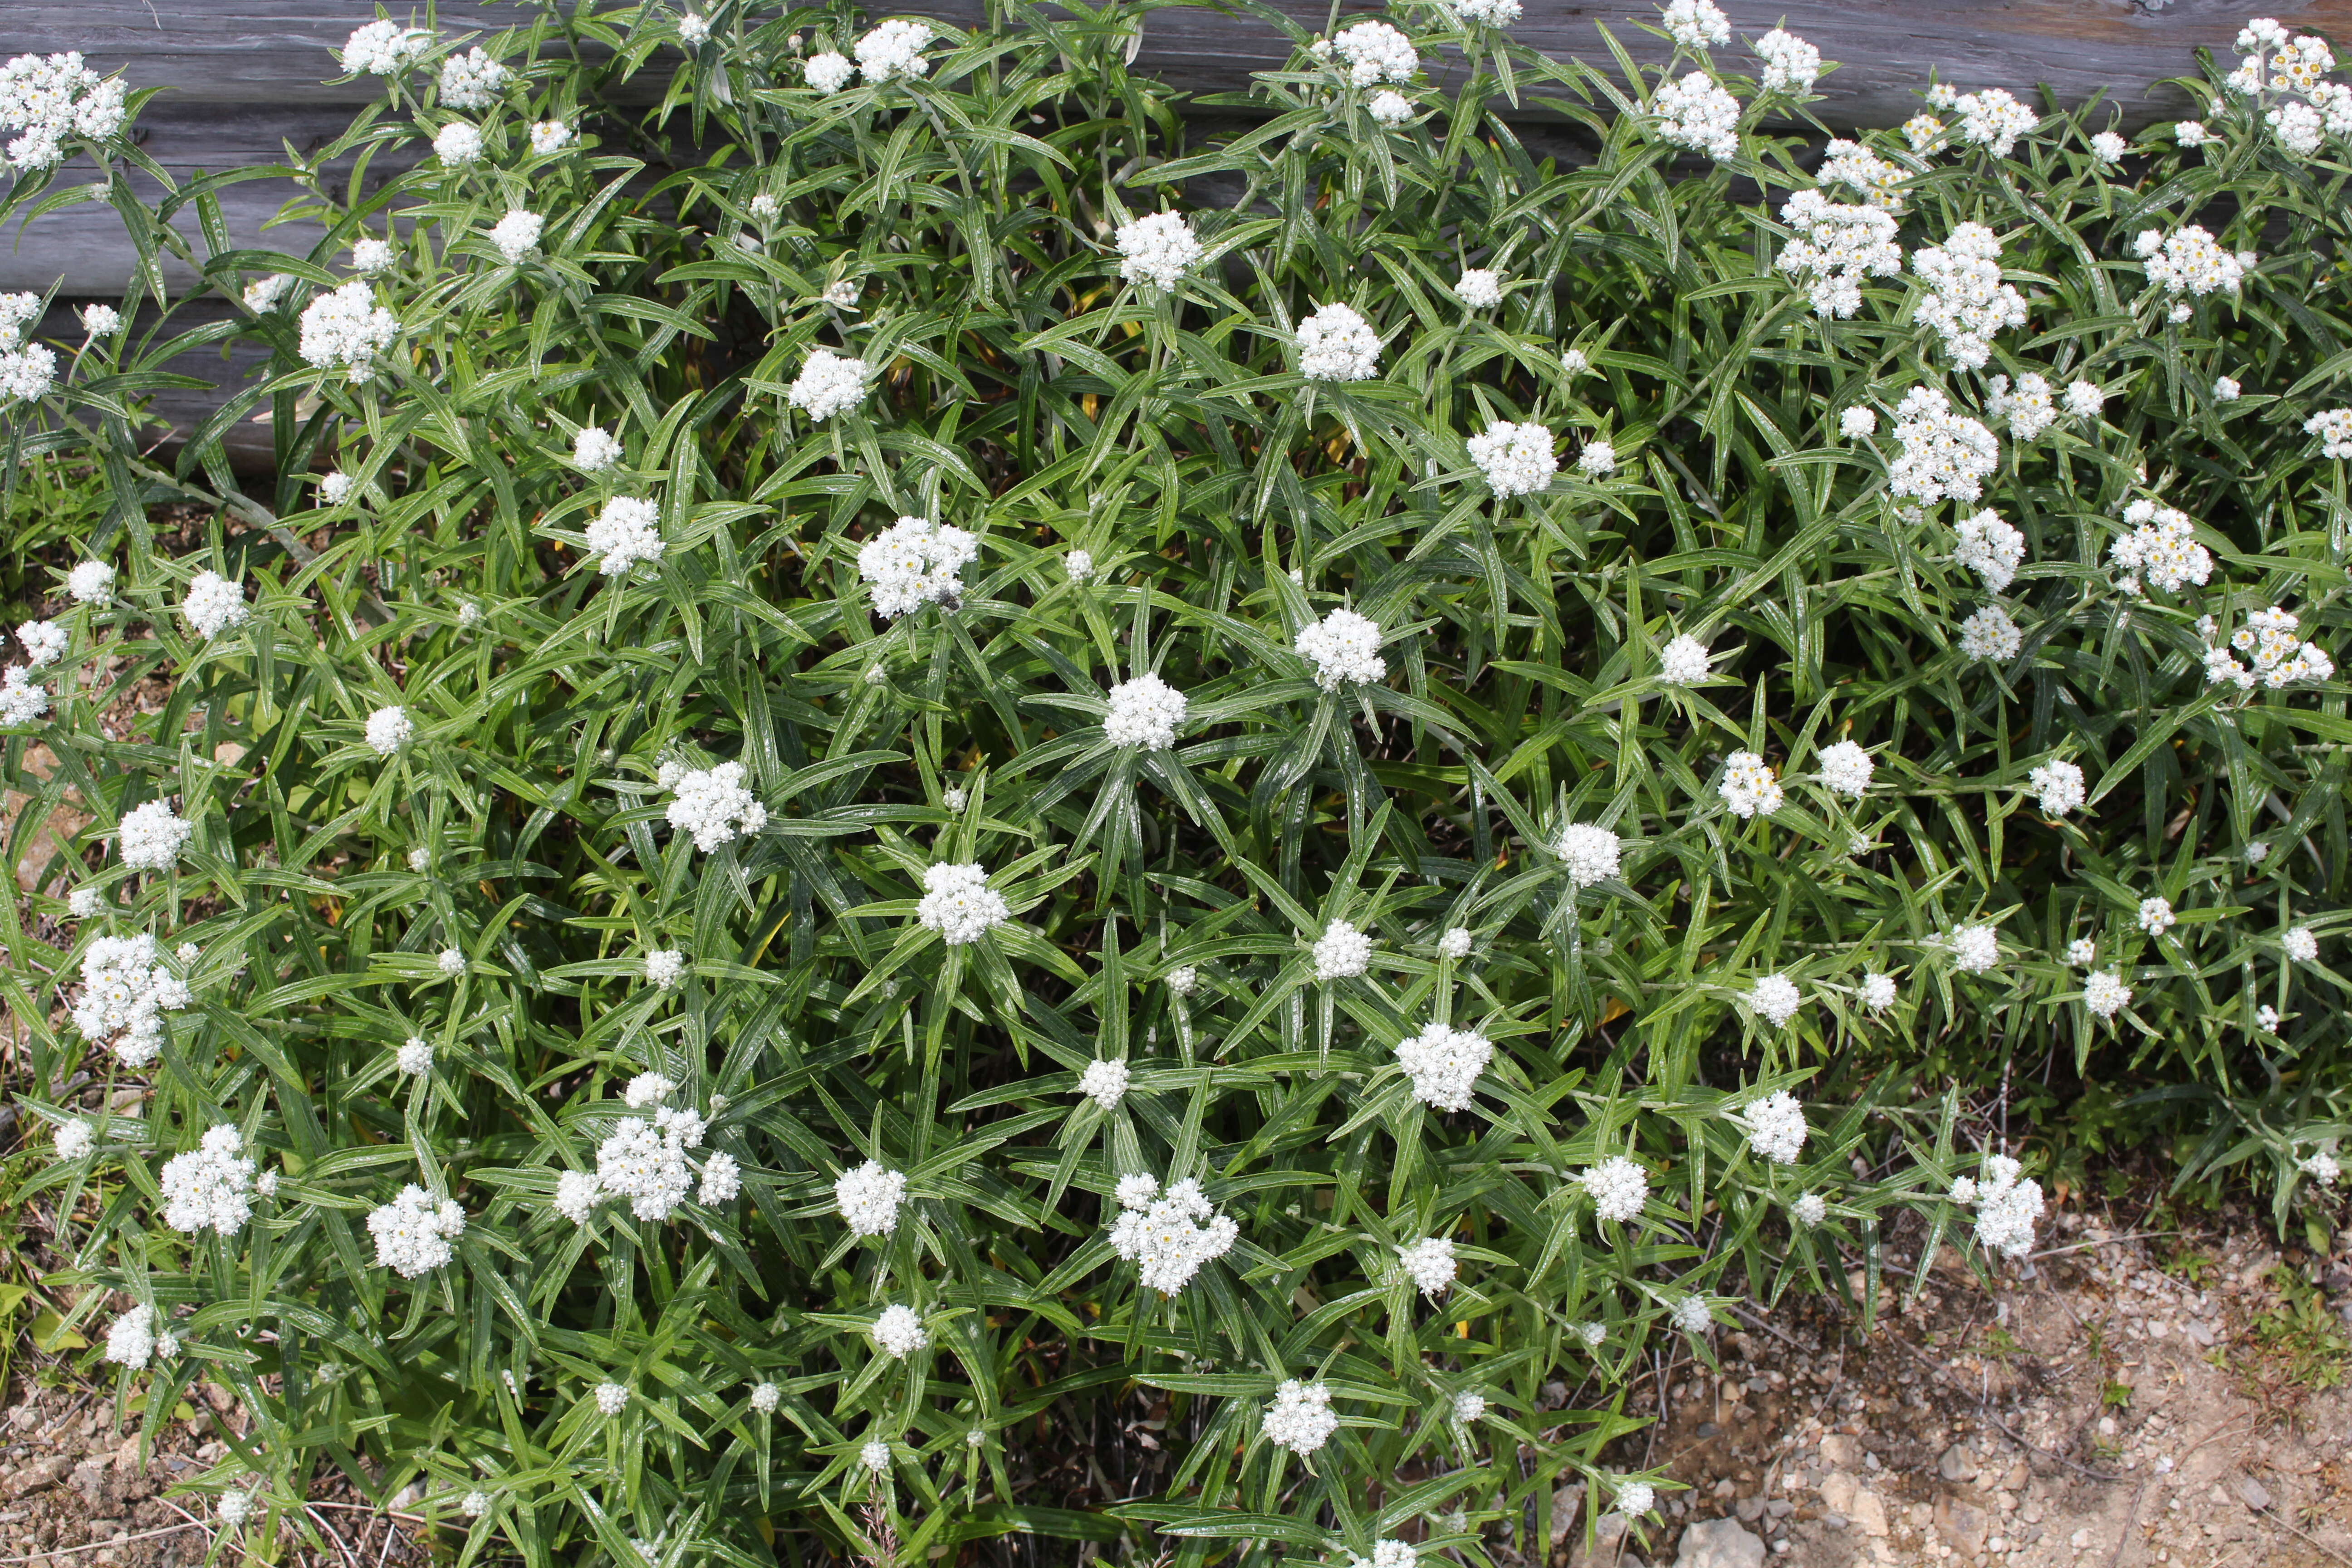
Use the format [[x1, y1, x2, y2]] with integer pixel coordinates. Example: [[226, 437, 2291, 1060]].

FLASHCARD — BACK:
[[2, 1, 2349, 1564]]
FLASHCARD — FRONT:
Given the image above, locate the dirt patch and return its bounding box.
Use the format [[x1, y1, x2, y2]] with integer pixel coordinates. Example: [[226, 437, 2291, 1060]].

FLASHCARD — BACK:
[[1539, 1205, 2352, 1568]]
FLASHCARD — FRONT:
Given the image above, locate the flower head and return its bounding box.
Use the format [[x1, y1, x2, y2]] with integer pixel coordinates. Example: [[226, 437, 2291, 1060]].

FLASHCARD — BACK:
[[1107, 1175, 1239, 1294], [1889, 386, 1999, 504], [1078, 1058, 1131, 1110], [1395, 1021, 1493, 1111], [855, 20, 933, 83], [1395, 1235, 1458, 1296], [119, 800, 193, 872], [1581, 1155, 1648, 1223], [1455, 268, 1504, 309], [1651, 72, 1740, 162], [872, 1303, 929, 1358], [159, 1124, 259, 1236], [1261, 1378, 1338, 1454], [1718, 751, 1783, 818], [2082, 970, 2132, 1020], [786, 348, 869, 421], [1297, 608, 1386, 689], [341, 21, 432, 75], [1947, 922, 2000, 974], [299, 281, 398, 382], [487, 209, 542, 263], [1312, 918, 1374, 980], [1297, 303, 1381, 382], [183, 571, 250, 639], [1557, 823, 1623, 887], [917, 862, 1009, 945], [2028, 758, 2087, 816], [1104, 673, 1186, 750], [367, 1184, 466, 1276], [67, 559, 115, 603], [1748, 974, 1802, 1028], [1115, 212, 1202, 291], [1958, 605, 2022, 662], [1466, 420, 1556, 496], [805, 53, 854, 93], [365, 705, 413, 755], [397, 1037, 433, 1075], [1324, 22, 1417, 87], [1816, 740, 1873, 799], [857, 515, 978, 617], [835, 1160, 907, 1237]]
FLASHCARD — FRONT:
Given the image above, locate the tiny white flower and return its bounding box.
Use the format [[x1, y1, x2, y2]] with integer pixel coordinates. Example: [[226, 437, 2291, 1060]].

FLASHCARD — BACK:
[[1451, 1390, 1487, 1424], [1437, 926, 1473, 960], [804, 52, 854, 93], [1261, 1378, 1339, 1455], [1860, 971, 1897, 1012], [835, 1159, 907, 1236], [2136, 896, 2176, 936], [364, 705, 413, 755], [1793, 1192, 1828, 1226], [54, 1119, 94, 1159], [854, 19, 933, 83], [1816, 740, 1873, 799], [644, 948, 686, 988], [1560, 347, 1591, 377], [79, 304, 120, 337], [1581, 1155, 1648, 1223], [2028, 758, 2087, 816], [1839, 407, 1878, 440], [2089, 131, 2126, 165], [860, 1438, 892, 1473], [2214, 375, 2241, 402], [1577, 439, 1617, 479], [786, 348, 869, 421], [433, 122, 485, 166], [1298, 302, 1381, 382], [586, 497, 663, 574], [1078, 1058, 1131, 1110], [1557, 823, 1623, 887], [872, 1303, 928, 1358], [1748, 974, 1802, 1028], [1166, 965, 1200, 996], [1947, 923, 2000, 975], [119, 800, 193, 872], [1312, 918, 1374, 980], [2083, 970, 2131, 1020], [1455, 268, 1504, 308], [1369, 90, 1415, 126], [67, 559, 115, 603], [1718, 751, 1783, 818], [396, 1037, 433, 1075], [2284, 926, 2320, 964], [182, 571, 250, 639], [1669, 1294, 1713, 1335], [1658, 633, 1711, 684], [2065, 938, 2096, 968], [530, 120, 573, 155], [593, 1382, 628, 1416], [1395, 1235, 1458, 1297], [573, 426, 622, 471], [436, 947, 466, 977], [1114, 211, 1203, 291], [487, 208, 543, 264], [750, 1381, 780, 1413]]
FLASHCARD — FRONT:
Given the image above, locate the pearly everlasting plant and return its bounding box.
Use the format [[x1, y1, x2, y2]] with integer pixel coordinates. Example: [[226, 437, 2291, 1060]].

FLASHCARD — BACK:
[[4, 5, 2344, 1564]]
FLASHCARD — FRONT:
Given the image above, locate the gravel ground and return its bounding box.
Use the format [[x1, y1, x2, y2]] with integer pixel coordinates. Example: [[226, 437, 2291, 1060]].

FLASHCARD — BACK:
[[1545, 1205, 2352, 1568]]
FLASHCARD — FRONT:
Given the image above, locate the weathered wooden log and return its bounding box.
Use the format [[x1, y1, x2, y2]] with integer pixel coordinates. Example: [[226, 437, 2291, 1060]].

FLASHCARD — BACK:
[[11, 0, 2336, 295]]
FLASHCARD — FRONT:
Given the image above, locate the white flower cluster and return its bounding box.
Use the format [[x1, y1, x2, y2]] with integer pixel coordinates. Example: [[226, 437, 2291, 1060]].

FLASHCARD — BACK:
[[1455, 268, 1504, 309], [1614, 1479, 1656, 1518], [660, 760, 767, 851], [1395, 1235, 1457, 1297], [1556, 823, 1622, 887], [1774, 190, 1901, 319], [786, 348, 870, 421], [183, 570, 250, 639], [2107, 500, 2212, 594], [917, 862, 1009, 944], [1985, 373, 2055, 441], [1297, 302, 1381, 382], [855, 20, 934, 84], [574, 426, 622, 470], [1260, 1378, 1338, 1455], [159, 1124, 261, 1236], [1911, 223, 2025, 369], [438, 48, 511, 110], [0, 293, 53, 406], [1296, 608, 1385, 689], [857, 515, 978, 617], [1394, 1020, 1493, 1111], [1817, 739, 1873, 798], [1078, 1058, 1130, 1110], [2133, 225, 2247, 302], [397, 1037, 433, 1075], [1651, 72, 1740, 162], [2082, 970, 2132, 1020], [1312, 918, 1374, 980], [1582, 1156, 1649, 1222], [1661, 0, 1730, 50], [1445, 0, 1523, 27], [298, 281, 399, 383], [589, 1104, 706, 1220], [1952, 508, 2026, 592], [104, 1303, 177, 1369], [804, 52, 854, 93], [341, 21, 433, 76], [73, 933, 192, 1067], [488, 209, 543, 264], [1718, 751, 1783, 818], [1735, 1089, 1809, 1163], [1947, 922, 2002, 974], [1659, 633, 1711, 684], [0, 51, 128, 172], [1466, 419, 1557, 497], [2027, 758, 2087, 816], [872, 1303, 929, 1358], [1958, 605, 2022, 662], [2307, 407, 2352, 460], [1753, 29, 1821, 94], [54, 1119, 95, 1159], [1104, 673, 1186, 750], [1946, 87, 2038, 157], [1107, 1174, 1239, 1294], [1318, 23, 1418, 87], [68, 559, 115, 603], [1950, 1153, 2044, 1259], [2205, 605, 2335, 690], [0, 664, 47, 728], [119, 799, 195, 872], [1817, 139, 1906, 210], [367, 1185, 466, 1275], [365, 705, 413, 755], [1115, 211, 1202, 290], [1888, 386, 1999, 505], [1748, 973, 1802, 1028]]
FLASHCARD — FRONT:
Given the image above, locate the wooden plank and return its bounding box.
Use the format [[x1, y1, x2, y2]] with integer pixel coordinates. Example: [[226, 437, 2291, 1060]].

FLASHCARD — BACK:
[[25, 0, 2346, 120]]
